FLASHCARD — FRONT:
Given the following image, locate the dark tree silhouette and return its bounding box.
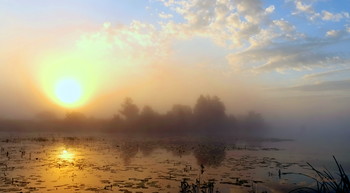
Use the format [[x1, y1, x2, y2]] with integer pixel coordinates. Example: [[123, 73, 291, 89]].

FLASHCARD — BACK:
[[64, 111, 87, 129], [240, 111, 266, 137], [4, 95, 267, 136], [35, 111, 57, 121], [119, 98, 139, 121], [110, 114, 124, 131], [119, 98, 140, 131], [244, 111, 264, 129], [165, 104, 193, 132], [138, 105, 160, 132], [193, 95, 228, 133], [106, 95, 266, 137], [65, 112, 86, 122]]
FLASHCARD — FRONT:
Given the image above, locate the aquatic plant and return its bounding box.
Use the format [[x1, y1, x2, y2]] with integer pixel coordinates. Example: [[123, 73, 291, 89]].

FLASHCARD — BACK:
[[31, 137, 49, 142], [289, 156, 350, 193], [180, 178, 217, 193]]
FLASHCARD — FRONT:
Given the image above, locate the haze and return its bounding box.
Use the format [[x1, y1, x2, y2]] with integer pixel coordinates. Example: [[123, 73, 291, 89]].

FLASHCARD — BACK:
[[1, 0, 350, 136]]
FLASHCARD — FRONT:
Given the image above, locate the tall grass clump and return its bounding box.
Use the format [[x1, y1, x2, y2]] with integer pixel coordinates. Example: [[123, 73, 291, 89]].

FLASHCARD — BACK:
[[290, 156, 350, 193]]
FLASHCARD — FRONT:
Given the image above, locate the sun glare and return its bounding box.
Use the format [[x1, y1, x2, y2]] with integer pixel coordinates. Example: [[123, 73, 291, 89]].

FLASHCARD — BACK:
[[55, 78, 82, 105], [59, 149, 75, 162], [37, 50, 102, 108]]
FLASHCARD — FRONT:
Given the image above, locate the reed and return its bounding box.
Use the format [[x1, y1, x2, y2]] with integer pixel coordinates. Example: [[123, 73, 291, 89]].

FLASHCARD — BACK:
[[289, 156, 350, 193]]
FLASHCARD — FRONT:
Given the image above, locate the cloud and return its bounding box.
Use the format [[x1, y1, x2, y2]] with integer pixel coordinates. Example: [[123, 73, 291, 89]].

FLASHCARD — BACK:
[[159, 12, 173, 19], [226, 19, 350, 73], [292, 0, 350, 22], [294, 0, 314, 14], [227, 35, 350, 73], [303, 67, 350, 79], [265, 5, 275, 14], [321, 11, 349, 22], [326, 30, 340, 37], [285, 79, 350, 92], [154, 0, 350, 74], [78, 21, 172, 64], [325, 29, 350, 38], [158, 0, 350, 74], [157, 0, 279, 48]]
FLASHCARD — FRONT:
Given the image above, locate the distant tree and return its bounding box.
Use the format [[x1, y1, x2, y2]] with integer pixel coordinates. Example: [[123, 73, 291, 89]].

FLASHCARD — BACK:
[[106, 95, 265, 137], [194, 95, 226, 119], [65, 112, 86, 122], [227, 114, 237, 131], [242, 111, 266, 136], [166, 104, 193, 132], [170, 104, 192, 118], [193, 95, 228, 133], [119, 98, 140, 131], [138, 105, 160, 132], [35, 111, 57, 121], [64, 111, 87, 129], [107, 114, 125, 132], [112, 114, 124, 125], [119, 98, 139, 121]]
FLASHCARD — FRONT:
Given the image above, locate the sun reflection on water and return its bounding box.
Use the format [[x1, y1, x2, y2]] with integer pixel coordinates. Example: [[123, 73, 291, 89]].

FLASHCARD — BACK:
[[59, 149, 75, 162]]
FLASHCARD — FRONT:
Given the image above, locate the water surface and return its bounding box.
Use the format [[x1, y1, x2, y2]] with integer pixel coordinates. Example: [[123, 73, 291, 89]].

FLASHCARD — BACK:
[[0, 134, 349, 193]]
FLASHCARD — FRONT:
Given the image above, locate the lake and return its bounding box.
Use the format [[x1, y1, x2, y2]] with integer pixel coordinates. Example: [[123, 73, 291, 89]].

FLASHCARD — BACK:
[[0, 133, 349, 193]]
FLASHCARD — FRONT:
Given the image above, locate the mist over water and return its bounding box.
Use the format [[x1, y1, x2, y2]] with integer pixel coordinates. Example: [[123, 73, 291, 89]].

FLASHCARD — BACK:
[[0, 95, 349, 192], [1, 0, 350, 192]]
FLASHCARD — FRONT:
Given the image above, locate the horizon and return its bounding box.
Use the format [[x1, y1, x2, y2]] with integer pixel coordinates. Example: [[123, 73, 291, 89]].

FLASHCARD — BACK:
[[1, 0, 350, 127]]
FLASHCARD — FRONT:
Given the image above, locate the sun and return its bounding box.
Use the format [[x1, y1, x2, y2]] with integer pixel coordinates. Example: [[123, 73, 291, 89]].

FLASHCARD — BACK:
[[37, 49, 102, 108], [54, 78, 82, 106]]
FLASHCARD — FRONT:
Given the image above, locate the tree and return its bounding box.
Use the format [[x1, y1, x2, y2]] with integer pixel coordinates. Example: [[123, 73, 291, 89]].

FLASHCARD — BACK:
[[241, 111, 266, 136], [119, 98, 139, 122], [193, 95, 228, 132], [109, 114, 124, 131], [166, 104, 193, 132], [138, 105, 160, 132], [35, 111, 57, 121], [65, 111, 86, 122], [64, 111, 87, 129], [118, 98, 140, 131], [245, 111, 264, 128]]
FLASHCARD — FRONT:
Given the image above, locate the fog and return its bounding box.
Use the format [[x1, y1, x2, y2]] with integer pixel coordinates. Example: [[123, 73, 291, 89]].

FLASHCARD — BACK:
[[1, 0, 350, 140], [2, 2, 350, 193], [1, 82, 350, 140]]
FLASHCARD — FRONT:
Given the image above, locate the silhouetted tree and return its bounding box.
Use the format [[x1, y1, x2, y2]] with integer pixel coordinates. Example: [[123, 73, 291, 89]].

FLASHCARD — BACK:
[[108, 114, 124, 131], [35, 111, 57, 121], [241, 111, 266, 136], [166, 104, 193, 132], [64, 112, 87, 129], [105, 95, 266, 137], [227, 114, 237, 134], [193, 95, 228, 133], [138, 105, 160, 132], [112, 114, 123, 124], [119, 98, 139, 121], [65, 112, 86, 122]]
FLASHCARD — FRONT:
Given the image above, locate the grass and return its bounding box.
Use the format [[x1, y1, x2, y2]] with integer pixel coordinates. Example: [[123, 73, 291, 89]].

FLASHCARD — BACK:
[[289, 156, 350, 193], [180, 178, 216, 193]]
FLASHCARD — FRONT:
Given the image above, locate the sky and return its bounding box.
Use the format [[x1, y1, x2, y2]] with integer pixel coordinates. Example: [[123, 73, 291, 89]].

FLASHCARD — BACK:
[[1, 0, 350, 129]]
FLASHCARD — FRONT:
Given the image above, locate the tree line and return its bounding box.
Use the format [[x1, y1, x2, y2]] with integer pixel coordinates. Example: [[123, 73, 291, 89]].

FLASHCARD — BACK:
[[107, 95, 266, 136], [0, 95, 266, 136]]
